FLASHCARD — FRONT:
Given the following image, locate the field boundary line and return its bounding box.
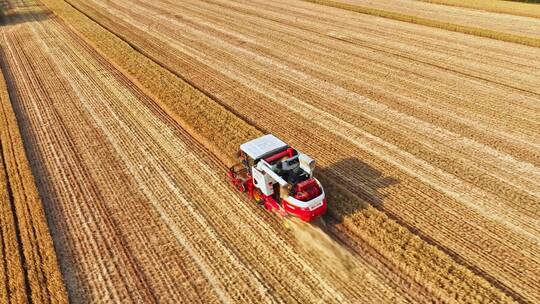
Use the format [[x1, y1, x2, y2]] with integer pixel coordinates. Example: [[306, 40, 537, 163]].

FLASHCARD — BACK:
[[40, 0, 518, 302], [301, 0, 540, 48]]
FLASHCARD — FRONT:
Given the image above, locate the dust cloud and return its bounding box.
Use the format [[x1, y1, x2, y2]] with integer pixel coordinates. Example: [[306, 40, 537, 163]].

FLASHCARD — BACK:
[[286, 217, 357, 277]]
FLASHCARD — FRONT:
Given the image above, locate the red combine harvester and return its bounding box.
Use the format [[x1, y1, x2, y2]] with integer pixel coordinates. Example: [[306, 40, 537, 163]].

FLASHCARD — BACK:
[[228, 134, 327, 222]]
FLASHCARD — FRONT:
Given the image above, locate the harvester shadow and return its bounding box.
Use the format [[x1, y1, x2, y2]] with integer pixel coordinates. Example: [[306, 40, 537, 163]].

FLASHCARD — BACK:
[[317, 157, 399, 222]]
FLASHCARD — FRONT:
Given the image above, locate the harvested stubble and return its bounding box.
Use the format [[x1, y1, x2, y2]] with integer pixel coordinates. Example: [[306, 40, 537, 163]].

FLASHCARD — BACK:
[[302, 0, 540, 47], [61, 0, 540, 300], [1, 2, 415, 301], [420, 0, 540, 19], [41, 0, 515, 302], [0, 147, 26, 304], [40, 0, 260, 168], [0, 58, 67, 303]]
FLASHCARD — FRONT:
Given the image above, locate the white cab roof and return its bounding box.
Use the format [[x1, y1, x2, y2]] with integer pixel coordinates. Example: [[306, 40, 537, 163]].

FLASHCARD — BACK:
[[240, 134, 287, 160]]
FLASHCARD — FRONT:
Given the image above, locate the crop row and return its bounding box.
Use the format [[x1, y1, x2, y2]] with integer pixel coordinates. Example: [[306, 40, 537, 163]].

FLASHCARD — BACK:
[[302, 0, 540, 48], [40, 0, 518, 302], [420, 0, 540, 19], [0, 56, 67, 303]]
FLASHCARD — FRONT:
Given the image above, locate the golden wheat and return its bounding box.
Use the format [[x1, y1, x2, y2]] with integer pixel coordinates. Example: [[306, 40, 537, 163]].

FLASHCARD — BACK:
[[421, 0, 540, 19], [302, 0, 540, 47]]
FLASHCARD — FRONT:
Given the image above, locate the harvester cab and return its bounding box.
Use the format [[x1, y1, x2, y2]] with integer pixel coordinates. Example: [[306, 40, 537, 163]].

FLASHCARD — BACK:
[[227, 134, 327, 222]]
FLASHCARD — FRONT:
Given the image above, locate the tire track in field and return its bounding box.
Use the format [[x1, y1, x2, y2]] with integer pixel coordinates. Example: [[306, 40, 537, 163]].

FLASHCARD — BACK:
[[0, 146, 29, 303], [26, 20, 205, 303]]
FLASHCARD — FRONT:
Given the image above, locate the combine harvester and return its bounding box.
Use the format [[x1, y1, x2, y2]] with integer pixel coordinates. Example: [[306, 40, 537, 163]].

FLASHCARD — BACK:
[[228, 134, 327, 222]]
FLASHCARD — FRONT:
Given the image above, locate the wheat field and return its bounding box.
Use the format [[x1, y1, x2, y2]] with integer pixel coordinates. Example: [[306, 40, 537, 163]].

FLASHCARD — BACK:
[[0, 0, 538, 302]]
